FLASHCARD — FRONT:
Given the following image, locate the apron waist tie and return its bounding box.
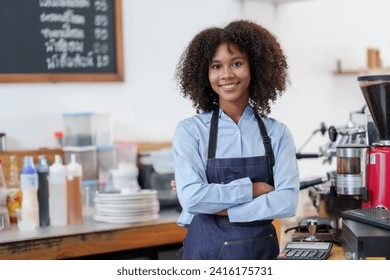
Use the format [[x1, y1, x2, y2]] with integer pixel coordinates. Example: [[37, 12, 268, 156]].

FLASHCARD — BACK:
[[210, 215, 273, 226]]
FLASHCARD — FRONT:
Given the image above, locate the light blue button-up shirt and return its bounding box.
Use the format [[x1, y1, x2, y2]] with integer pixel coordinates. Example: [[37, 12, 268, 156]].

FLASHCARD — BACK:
[[172, 106, 300, 227]]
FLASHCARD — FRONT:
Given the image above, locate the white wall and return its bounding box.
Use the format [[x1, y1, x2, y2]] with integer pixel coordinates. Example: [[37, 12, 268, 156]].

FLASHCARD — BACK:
[[243, 0, 388, 178], [1, 0, 388, 180]]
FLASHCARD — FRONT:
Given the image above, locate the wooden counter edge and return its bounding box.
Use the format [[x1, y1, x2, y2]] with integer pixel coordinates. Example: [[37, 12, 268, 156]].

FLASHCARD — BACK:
[[0, 221, 187, 260]]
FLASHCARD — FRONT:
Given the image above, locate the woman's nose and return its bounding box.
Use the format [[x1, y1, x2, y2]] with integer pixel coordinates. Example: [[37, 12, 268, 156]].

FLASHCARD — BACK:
[[221, 67, 234, 79]]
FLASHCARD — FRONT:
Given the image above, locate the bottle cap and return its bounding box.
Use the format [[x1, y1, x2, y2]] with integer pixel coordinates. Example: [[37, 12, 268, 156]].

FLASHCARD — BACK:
[[66, 154, 82, 178], [49, 155, 66, 185], [53, 155, 63, 165]]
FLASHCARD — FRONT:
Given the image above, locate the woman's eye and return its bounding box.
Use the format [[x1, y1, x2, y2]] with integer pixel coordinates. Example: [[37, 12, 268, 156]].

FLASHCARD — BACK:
[[232, 62, 242, 67], [211, 64, 221, 70]]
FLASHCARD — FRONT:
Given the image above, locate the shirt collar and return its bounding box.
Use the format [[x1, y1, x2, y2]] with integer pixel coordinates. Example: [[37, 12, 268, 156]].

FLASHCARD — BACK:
[[206, 105, 255, 123]]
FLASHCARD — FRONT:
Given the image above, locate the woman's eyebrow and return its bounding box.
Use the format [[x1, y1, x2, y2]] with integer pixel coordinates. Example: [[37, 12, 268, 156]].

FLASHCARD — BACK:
[[211, 56, 244, 63]]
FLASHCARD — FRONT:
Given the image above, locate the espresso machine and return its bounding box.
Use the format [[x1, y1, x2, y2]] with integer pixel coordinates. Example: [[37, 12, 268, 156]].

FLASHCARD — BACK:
[[320, 74, 390, 239], [289, 78, 390, 243], [358, 74, 390, 210]]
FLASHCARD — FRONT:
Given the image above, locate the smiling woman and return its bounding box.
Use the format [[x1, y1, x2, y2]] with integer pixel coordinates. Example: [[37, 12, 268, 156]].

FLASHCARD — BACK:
[[172, 20, 299, 260]]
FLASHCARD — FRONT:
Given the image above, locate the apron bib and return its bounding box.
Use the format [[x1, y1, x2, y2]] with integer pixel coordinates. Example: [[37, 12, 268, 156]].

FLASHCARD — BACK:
[[182, 108, 279, 260]]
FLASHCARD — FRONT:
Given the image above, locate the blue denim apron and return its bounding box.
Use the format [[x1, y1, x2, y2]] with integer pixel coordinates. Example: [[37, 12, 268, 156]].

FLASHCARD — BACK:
[[182, 108, 279, 260]]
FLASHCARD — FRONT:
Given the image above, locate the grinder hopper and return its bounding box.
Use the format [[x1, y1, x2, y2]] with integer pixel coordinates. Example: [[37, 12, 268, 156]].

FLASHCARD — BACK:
[[358, 74, 390, 144]]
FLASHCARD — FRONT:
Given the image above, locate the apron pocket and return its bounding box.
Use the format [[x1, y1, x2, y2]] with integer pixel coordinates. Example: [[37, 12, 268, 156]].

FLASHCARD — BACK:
[[217, 233, 278, 260]]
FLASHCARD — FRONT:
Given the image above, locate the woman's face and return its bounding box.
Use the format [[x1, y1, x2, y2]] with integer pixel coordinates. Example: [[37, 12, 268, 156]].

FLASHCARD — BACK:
[[208, 42, 250, 107]]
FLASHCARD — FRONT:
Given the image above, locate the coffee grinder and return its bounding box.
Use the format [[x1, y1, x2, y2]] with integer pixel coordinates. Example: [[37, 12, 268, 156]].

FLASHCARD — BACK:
[[358, 74, 390, 210]]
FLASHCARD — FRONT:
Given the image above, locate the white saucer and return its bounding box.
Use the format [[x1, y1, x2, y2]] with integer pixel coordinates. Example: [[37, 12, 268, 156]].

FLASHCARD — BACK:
[[95, 208, 159, 217], [96, 189, 157, 199], [95, 203, 160, 212], [93, 213, 159, 223], [95, 200, 160, 210]]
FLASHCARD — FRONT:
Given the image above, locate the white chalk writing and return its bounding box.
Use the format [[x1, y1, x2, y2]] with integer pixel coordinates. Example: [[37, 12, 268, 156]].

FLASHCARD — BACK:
[[39, 0, 91, 8], [40, 0, 112, 70], [41, 23, 84, 39], [40, 9, 85, 25], [45, 38, 84, 53], [96, 54, 110, 67], [94, 14, 109, 27], [94, 0, 108, 12], [46, 52, 94, 69]]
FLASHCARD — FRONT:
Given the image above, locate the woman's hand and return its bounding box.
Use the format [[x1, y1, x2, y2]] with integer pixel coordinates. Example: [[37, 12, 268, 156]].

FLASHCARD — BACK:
[[252, 182, 274, 198]]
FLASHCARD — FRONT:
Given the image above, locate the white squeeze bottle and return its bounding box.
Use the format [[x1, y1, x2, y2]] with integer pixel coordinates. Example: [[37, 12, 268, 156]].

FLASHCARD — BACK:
[[20, 156, 39, 229], [49, 155, 67, 226], [66, 154, 83, 224]]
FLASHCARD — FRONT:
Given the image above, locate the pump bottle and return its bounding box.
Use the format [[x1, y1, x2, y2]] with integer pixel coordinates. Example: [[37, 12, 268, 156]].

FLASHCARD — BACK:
[[20, 156, 39, 229], [48, 155, 67, 226], [37, 155, 50, 226]]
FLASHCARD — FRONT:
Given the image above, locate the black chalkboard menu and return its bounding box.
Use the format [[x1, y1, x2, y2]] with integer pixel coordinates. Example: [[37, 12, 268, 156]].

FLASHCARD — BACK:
[[0, 0, 123, 82]]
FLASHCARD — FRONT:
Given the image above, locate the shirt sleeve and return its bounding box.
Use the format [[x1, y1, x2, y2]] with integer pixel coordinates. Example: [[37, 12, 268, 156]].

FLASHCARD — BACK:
[[227, 123, 300, 222], [173, 119, 253, 215]]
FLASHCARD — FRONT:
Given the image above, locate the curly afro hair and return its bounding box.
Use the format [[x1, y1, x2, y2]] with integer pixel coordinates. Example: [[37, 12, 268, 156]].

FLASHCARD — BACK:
[[175, 20, 288, 116]]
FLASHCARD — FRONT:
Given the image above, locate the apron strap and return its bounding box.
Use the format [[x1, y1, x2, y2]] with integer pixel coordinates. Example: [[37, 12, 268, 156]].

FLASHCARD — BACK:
[[255, 114, 275, 185], [207, 108, 220, 159]]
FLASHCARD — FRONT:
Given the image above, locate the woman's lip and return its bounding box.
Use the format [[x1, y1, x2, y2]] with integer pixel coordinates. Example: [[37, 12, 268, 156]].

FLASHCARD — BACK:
[[219, 82, 240, 89]]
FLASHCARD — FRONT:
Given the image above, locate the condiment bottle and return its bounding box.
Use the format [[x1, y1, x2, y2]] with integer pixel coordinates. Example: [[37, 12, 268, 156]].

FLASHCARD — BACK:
[[37, 155, 50, 226], [6, 155, 22, 223], [20, 156, 39, 229], [0, 159, 11, 230], [66, 154, 83, 224], [48, 155, 67, 226]]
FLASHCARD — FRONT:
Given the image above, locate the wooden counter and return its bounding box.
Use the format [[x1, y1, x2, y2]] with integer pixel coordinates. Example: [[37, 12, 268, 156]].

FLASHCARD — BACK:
[[0, 208, 345, 260], [328, 244, 345, 260], [0, 209, 186, 260]]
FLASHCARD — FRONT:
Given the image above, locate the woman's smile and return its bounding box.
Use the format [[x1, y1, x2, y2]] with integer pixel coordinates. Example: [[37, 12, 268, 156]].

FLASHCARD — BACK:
[[219, 81, 240, 90]]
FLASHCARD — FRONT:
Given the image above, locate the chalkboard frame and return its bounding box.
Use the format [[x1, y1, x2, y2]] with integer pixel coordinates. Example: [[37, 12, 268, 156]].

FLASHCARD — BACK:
[[0, 0, 124, 83]]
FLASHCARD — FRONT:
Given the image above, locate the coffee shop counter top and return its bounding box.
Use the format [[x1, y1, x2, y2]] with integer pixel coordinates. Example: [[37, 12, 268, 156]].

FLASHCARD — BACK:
[[0, 209, 186, 260]]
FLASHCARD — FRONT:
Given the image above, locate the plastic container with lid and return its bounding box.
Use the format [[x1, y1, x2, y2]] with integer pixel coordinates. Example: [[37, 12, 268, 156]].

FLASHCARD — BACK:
[[63, 146, 98, 181], [82, 179, 97, 219], [63, 112, 93, 146], [93, 113, 113, 146], [115, 142, 138, 166], [49, 155, 67, 226], [97, 145, 116, 189]]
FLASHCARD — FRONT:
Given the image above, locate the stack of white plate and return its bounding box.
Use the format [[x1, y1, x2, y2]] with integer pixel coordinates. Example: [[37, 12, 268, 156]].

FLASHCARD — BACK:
[[93, 189, 160, 223]]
